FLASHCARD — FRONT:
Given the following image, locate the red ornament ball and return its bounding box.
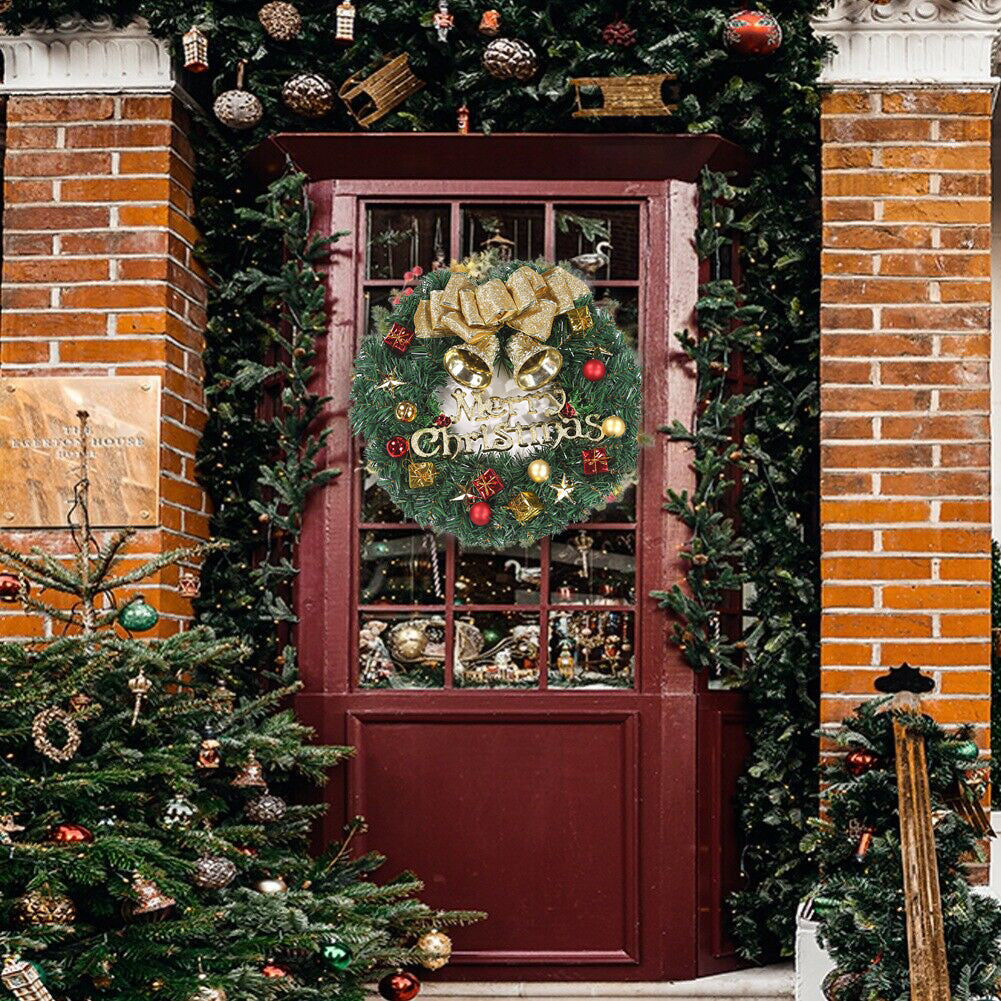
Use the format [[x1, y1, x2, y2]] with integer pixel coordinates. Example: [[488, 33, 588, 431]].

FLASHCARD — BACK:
[[469, 501, 492, 526], [386, 436, 410, 459], [50, 823, 94, 844], [0, 573, 24, 603], [262, 963, 290, 979], [582, 359, 606, 382], [724, 9, 782, 56], [433, 414, 452, 428], [845, 749, 879, 778], [560, 402, 576, 419], [602, 18, 636, 46], [379, 971, 421, 1001]]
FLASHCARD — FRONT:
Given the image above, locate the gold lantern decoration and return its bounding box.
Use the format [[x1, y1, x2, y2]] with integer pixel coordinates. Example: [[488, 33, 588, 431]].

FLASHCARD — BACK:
[[182, 27, 209, 73], [336, 0, 356, 44]]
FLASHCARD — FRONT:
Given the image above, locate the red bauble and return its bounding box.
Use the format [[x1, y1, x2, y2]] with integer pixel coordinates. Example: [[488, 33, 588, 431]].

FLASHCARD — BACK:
[[582, 359, 606, 382], [560, 402, 576, 419], [433, 414, 452, 428], [845, 749, 879, 778], [469, 501, 492, 526], [386, 436, 410, 459], [602, 18, 636, 46], [724, 10, 782, 56], [262, 963, 290, 979], [0, 573, 24, 603], [50, 823, 94, 843], [379, 971, 421, 1001]]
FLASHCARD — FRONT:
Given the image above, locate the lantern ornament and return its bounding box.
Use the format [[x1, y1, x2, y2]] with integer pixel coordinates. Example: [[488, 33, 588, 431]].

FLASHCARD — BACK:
[[2, 955, 55, 1001], [182, 26, 209, 72], [336, 0, 356, 44]]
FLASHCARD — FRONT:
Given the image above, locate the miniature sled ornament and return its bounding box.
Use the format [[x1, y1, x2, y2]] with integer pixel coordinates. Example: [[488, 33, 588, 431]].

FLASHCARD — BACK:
[[569, 73, 679, 118], [340, 54, 425, 127], [876, 664, 950, 1001]]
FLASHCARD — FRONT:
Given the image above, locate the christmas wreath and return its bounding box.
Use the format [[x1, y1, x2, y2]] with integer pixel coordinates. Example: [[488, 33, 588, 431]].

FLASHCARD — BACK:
[[350, 259, 642, 546]]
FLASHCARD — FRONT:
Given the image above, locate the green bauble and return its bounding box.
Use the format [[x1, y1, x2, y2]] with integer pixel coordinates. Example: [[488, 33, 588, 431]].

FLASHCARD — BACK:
[[321, 941, 352, 970], [952, 740, 980, 762], [119, 596, 159, 632], [482, 628, 502, 647]]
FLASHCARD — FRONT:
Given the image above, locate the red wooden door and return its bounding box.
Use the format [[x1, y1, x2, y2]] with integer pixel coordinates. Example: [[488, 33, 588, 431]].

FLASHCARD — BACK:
[[286, 135, 750, 982]]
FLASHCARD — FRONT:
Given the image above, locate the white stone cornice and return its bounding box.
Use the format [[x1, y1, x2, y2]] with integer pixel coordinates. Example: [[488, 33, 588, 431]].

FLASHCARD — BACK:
[[0, 16, 178, 94], [813, 0, 1001, 85]]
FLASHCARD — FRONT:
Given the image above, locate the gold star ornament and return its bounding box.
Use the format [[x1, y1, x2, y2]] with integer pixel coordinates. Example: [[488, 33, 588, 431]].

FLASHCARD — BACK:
[[552, 474, 576, 502], [376, 369, 406, 394]]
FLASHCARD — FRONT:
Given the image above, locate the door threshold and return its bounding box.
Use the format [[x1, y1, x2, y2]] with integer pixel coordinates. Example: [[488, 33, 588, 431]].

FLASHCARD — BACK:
[[422, 964, 794, 1000]]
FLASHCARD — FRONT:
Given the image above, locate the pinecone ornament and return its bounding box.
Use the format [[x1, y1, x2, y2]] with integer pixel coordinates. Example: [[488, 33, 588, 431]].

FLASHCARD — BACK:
[[282, 73, 335, 117], [193, 856, 238, 890], [258, 1, 302, 40], [482, 38, 538, 81], [17, 890, 75, 926], [602, 18, 636, 47], [214, 62, 263, 131], [246, 791, 288, 823]]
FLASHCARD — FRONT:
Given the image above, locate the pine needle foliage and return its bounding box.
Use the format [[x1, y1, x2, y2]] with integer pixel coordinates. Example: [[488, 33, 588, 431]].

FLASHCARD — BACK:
[[804, 700, 1001, 1001]]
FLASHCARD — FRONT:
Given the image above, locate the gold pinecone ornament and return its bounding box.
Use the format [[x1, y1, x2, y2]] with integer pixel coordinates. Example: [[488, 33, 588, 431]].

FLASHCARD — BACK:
[[482, 38, 538, 81], [17, 890, 76, 926], [214, 61, 264, 131], [258, 1, 302, 40], [282, 73, 335, 117]]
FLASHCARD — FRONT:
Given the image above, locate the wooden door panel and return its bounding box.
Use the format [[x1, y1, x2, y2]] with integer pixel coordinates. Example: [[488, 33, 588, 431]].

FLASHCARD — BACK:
[[346, 708, 642, 967]]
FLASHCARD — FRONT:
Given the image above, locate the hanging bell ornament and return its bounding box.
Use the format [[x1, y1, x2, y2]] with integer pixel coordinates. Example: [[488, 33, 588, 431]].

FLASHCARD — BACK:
[[193, 855, 238, 890], [417, 929, 452, 970], [335, 0, 356, 43], [379, 970, 421, 1001], [232, 750, 268, 788], [2, 955, 56, 1001], [128, 872, 175, 919], [246, 791, 288, 823], [197, 729, 222, 769], [282, 73, 335, 118], [118, 595, 159, 632], [214, 61, 264, 131], [321, 941, 353, 971], [478, 8, 500, 35], [182, 26, 209, 72], [258, 1, 302, 40], [433, 0, 454, 42], [255, 875, 288, 895]]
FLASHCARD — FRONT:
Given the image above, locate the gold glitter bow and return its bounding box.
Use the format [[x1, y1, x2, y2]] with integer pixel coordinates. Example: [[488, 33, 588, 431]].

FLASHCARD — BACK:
[[413, 265, 591, 390]]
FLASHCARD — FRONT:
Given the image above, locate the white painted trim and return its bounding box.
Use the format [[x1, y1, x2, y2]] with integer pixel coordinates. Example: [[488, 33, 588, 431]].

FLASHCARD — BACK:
[[422, 967, 794, 1001], [0, 15, 179, 95], [812, 0, 1001, 85]]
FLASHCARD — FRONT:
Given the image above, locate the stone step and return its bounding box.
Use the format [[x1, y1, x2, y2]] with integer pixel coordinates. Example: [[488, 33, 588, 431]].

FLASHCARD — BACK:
[[423, 966, 794, 1001]]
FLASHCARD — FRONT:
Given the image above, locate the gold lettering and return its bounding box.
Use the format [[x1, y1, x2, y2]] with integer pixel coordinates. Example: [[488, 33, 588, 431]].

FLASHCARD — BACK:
[[411, 427, 442, 458], [451, 389, 489, 423], [584, 413, 606, 442]]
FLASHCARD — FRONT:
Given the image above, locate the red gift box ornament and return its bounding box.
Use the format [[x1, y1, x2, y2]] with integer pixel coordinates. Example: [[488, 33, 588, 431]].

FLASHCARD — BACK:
[[384, 322, 415, 354], [472, 468, 503, 500], [582, 448, 609, 476]]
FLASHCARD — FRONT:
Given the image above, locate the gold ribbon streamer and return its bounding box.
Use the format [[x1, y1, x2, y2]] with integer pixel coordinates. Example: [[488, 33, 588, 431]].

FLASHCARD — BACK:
[[413, 265, 591, 389]]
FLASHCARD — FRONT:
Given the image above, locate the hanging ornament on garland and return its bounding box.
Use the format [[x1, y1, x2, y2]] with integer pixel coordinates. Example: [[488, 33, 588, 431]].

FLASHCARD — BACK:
[[49, 823, 93, 844], [283, 73, 335, 118], [479, 8, 500, 35], [482, 38, 539, 81], [213, 61, 263, 132], [600, 415, 625, 438], [386, 436, 410, 459], [1, 956, 56, 1001], [724, 9, 783, 56], [457, 103, 471, 134], [335, 0, 356, 44], [17, 890, 76, 926], [0, 572, 25, 602], [379, 971, 421, 1001], [583, 358, 606, 382], [854, 827, 875, 864], [258, 1, 302, 40], [193, 856, 237, 890], [118, 595, 159, 632], [417, 929, 452, 970], [255, 875, 288, 895], [261, 963, 290, 979], [162, 795, 198, 830], [128, 668, 152, 727], [190, 987, 227, 1001], [339, 54, 425, 127], [469, 501, 492, 527], [0, 814, 24, 844], [182, 26, 209, 72], [178, 570, 200, 598], [433, 414, 452, 428], [527, 459, 550, 483], [950, 739, 980, 762], [197, 729, 221, 769], [245, 791, 288, 823], [395, 401, 418, 423], [506, 491, 543, 525], [321, 941, 353, 970], [232, 751, 268, 788], [844, 748, 879, 778], [127, 872, 175, 920], [432, 0, 454, 42], [601, 18, 636, 46], [32, 706, 81, 762]]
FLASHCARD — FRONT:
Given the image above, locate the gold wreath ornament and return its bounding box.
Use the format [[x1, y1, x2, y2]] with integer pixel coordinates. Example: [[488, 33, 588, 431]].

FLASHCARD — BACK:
[[413, 265, 590, 390]]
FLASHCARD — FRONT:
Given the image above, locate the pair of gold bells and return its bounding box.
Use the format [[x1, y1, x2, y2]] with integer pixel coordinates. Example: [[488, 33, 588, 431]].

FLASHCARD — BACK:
[[412, 265, 593, 390]]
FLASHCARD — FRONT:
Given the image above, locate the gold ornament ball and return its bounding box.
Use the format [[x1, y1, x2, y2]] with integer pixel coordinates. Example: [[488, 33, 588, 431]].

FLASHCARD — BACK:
[[601, 415, 626, 438], [390, 623, 428, 662], [527, 459, 551, 483], [417, 929, 453, 971], [395, 400, 418, 423]]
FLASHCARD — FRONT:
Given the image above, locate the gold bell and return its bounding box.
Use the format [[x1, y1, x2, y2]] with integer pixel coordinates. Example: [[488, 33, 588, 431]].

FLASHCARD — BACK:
[[507, 332, 562, 391], [444, 333, 499, 389]]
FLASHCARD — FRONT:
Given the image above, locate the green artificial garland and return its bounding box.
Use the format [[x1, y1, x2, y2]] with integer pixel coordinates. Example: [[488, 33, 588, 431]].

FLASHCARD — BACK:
[[350, 261, 641, 546]]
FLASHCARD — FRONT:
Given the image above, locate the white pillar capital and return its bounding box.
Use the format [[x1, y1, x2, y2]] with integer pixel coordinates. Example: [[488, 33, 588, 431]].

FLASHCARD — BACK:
[[812, 0, 1001, 86], [0, 15, 177, 94]]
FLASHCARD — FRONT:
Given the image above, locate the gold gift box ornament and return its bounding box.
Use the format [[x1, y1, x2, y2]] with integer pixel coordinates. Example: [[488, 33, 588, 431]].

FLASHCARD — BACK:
[[408, 461, 436, 488], [413, 265, 591, 390], [506, 490, 544, 525]]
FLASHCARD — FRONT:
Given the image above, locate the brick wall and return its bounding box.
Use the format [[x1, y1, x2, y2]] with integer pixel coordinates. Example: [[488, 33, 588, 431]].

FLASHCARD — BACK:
[[0, 94, 209, 638], [820, 89, 993, 766]]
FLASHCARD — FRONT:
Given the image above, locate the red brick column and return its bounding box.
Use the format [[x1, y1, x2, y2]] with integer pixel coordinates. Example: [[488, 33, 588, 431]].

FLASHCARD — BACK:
[[0, 91, 208, 637], [820, 89, 992, 752]]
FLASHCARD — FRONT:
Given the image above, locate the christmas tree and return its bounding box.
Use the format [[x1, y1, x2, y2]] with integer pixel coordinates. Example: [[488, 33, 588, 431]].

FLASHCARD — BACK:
[[804, 672, 1001, 1000], [0, 413, 478, 1001]]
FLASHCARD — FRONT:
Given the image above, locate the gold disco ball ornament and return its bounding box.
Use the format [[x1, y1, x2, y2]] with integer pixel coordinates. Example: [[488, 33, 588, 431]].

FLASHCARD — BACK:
[[527, 459, 551, 483]]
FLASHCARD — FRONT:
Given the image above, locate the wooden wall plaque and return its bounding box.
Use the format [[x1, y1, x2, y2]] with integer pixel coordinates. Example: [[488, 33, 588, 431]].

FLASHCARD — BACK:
[[0, 376, 160, 528]]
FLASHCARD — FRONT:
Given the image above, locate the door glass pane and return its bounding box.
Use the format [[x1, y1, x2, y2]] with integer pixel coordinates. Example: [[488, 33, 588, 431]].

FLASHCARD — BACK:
[[359, 613, 446, 689], [550, 531, 636, 605], [456, 543, 542, 605], [555, 204, 640, 280], [460, 204, 544, 262], [366, 205, 449, 279], [548, 610, 635, 690], [364, 286, 398, 338], [362, 470, 406, 523], [588, 480, 637, 524], [454, 612, 540, 689], [360, 529, 446, 605], [593, 286, 638, 350]]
